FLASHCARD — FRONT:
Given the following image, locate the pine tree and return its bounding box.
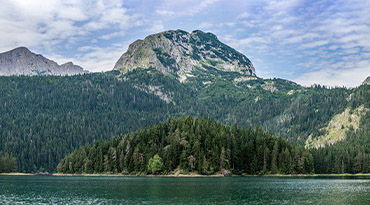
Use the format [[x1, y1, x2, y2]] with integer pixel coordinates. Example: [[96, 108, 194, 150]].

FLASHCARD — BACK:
[[271, 140, 279, 173]]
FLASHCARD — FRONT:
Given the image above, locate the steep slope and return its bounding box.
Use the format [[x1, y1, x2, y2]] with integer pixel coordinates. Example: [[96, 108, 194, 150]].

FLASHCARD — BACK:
[[114, 30, 255, 79], [305, 105, 368, 149], [0, 71, 174, 172], [363, 76, 370, 85], [311, 85, 370, 174], [0, 47, 87, 76]]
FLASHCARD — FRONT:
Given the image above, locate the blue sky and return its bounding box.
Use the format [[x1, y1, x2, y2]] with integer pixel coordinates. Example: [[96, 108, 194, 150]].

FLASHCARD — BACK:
[[1, 0, 370, 87]]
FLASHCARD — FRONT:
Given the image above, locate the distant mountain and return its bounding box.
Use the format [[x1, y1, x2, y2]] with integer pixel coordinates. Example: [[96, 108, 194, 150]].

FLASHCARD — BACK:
[[0, 47, 87, 76], [363, 76, 370, 85], [114, 30, 255, 80]]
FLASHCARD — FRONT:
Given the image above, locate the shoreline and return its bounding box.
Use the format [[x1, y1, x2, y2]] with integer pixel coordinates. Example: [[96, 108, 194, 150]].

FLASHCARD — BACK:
[[52, 173, 226, 177], [54, 173, 370, 177], [3, 172, 370, 177], [0, 173, 34, 176]]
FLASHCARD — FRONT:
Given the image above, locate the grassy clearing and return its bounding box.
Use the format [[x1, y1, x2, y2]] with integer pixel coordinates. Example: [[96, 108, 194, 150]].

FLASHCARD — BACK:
[[306, 105, 368, 149], [0, 173, 34, 176]]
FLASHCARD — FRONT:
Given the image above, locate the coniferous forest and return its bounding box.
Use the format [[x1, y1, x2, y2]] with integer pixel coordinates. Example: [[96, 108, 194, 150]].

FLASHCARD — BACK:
[[311, 85, 370, 174], [0, 151, 17, 173], [0, 69, 369, 174], [57, 116, 314, 175], [0, 71, 173, 172]]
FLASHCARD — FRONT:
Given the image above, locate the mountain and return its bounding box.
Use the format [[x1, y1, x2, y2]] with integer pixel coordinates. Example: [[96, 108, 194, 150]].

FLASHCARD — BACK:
[[114, 30, 255, 80], [0, 30, 369, 174], [0, 47, 87, 76], [363, 76, 370, 85]]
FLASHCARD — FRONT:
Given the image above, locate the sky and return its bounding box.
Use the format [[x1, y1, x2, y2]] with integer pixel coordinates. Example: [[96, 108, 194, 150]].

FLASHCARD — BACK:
[[0, 0, 370, 87]]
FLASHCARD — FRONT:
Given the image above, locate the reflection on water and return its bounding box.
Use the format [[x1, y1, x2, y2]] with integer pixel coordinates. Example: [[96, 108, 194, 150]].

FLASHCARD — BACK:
[[1, 175, 370, 204]]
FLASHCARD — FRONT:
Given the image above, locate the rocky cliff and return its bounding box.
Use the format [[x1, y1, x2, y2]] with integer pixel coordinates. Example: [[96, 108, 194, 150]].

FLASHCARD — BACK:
[[363, 76, 370, 85], [0, 47, 87, 76], [114, 30, 255, 78]]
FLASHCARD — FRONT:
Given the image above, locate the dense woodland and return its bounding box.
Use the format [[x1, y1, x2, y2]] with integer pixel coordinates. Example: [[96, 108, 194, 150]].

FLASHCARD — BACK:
[[311, 85, 370, 173], [57, 116, 314, 175], [0, 151, 17, 173], [0, 68, 368, 173], [0, 71, 173, 172]]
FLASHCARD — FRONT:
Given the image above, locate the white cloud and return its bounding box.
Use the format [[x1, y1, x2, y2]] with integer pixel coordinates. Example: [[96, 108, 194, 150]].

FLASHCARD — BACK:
[[265, 0, 304, 14], [295, 60, 370, 88], [100, 31, 126, 40], [224, 35, 270, 52], [0, 0, 369, 88], [216, 0, 370, 87], [284, 33, 320, 44], [300, 40, 329, 49], [155, 9, 175, 16], [146, 22, 165, 33], [57, 6, 88, 21], [237, 12, 250, 19], [188, 0, 219, 15], [155, 0, 220, 17], [49, 43, 130, 72], [0, 0, 149, 72], [199, 22, 213, 29], [239, 37, 270, 46], [0, 0, 143, 51]]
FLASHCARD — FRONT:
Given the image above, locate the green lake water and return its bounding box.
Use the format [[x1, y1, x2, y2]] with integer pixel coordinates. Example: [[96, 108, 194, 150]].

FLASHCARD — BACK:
[[1, 175, 370, 204]]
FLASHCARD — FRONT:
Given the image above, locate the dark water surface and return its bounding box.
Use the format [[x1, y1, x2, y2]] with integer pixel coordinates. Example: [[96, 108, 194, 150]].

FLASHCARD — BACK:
[[1, 175, 370, 204]]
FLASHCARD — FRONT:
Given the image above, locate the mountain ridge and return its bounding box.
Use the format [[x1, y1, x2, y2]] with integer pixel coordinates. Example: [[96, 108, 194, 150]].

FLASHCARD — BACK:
[[363, 76, 370, 85], [113, 30, 255, 80], [0, 47, 87, 76], [0, 30, 369, 174]]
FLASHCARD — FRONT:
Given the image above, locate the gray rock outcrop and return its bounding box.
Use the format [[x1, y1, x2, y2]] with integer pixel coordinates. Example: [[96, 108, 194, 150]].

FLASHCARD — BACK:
[[222, 168, 232, 177], [0, 47, 87, 76], [363, 76, 370, 85], [114, 30, 255, 77]]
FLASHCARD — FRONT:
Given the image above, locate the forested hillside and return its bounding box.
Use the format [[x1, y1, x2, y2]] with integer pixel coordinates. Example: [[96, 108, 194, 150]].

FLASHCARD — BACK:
[[0, 68, 362, 173], [1, 29, 369, 175], [311, 85, 370, 174], [0, 71, 174, 172], [123, 68, 351, 145], [57, 116, 314, 175]]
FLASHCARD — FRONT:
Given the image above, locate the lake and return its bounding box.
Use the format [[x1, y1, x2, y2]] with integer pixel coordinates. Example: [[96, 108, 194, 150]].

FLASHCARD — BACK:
[[1, 175, 370, 204]]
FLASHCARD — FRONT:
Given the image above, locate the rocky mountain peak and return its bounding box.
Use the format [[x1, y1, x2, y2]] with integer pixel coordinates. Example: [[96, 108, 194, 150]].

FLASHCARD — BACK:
[[363, 76, 370, 85], [0, 47, 87, 76], [113, 30, 255, 78], [12, 46, 31, 53]]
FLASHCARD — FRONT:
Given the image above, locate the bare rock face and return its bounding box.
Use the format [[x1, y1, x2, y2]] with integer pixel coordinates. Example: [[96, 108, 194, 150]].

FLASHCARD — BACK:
[[114, 30, 255, 77], [222, 168, 232, 177], [0, 47, 87, 76], [363, 76, 370, 85]]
